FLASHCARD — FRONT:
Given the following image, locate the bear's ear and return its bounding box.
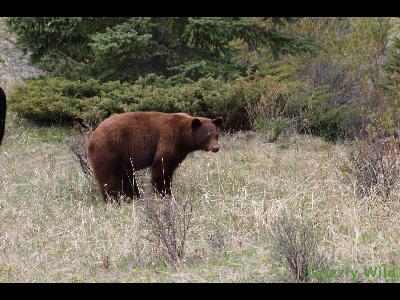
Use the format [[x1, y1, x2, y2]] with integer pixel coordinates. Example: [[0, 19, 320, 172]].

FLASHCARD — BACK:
[[191, 118, 202, 130], [212, 117, 223, 128]]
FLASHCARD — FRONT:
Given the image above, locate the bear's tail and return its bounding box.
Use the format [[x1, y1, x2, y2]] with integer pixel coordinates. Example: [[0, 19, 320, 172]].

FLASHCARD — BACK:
[[0, 87, 6, 145]]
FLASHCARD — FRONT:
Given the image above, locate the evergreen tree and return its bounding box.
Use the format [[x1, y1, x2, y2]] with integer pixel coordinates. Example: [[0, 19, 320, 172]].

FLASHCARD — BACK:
[[6, 17, 316, 82]]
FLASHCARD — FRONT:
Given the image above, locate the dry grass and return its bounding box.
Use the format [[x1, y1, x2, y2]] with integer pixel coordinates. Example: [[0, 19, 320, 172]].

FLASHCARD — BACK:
[[1, 16, 400, 283], [1, 113, 400, 282]]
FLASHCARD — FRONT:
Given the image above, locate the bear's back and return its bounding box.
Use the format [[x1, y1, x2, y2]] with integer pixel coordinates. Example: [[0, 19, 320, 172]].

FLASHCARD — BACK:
[[88, 111, 191, 170]]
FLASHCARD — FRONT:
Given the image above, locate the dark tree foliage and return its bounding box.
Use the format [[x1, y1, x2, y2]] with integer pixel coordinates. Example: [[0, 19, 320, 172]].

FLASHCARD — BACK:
[[6, 17, 316, 82]]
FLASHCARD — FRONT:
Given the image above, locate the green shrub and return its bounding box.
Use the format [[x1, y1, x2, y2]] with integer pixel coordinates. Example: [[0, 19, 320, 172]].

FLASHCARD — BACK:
[[305, 91, 348, 141], [8, 77, 126, 124], [9, 74, 274, 130], [245, 76, 349, 141], [9, 73, 353, 138], [252, 117, 293, 143]]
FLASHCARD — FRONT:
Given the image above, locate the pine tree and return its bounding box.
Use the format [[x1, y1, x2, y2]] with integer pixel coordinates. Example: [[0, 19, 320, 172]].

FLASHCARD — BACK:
[[6, 17, 316, 82]]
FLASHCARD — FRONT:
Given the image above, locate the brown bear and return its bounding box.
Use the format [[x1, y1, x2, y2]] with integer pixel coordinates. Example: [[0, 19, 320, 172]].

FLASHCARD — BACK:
[[0, 87, 6, 145], [86, 111, 222, 202]]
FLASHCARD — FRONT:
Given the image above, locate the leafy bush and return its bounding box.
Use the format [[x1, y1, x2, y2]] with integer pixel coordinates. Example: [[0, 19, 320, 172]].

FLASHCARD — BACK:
[[251, 117, 293, 143], [305, 91, 348, 141], [246, 76, 302, 141], [7, 74, 285, 130], [9, 72, 356, 138], [8, 77, 124, 124], [302, 56, 366, 140], [246, 75, 350, 141]]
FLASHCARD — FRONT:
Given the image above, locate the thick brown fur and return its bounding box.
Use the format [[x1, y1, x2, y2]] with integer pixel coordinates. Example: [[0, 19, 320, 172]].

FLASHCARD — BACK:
[[86, 111, 222, 202], [0, 87, 6, 145]]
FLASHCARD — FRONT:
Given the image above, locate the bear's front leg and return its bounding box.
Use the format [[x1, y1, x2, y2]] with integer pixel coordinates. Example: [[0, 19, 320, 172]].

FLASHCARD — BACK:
[[151, 158, 174, 197]]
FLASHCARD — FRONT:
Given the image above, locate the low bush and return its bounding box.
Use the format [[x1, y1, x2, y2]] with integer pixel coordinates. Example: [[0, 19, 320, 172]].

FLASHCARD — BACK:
[[9, 73, 355, 138], [269, 210, 328, 282], [246, 75, 349, 141], [8, 74, 280, 130], [137, 194, 194, 266]]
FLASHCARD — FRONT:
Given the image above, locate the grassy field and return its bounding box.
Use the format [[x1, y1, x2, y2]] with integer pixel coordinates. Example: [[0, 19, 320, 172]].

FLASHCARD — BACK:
[[1, 112, 400, 282]]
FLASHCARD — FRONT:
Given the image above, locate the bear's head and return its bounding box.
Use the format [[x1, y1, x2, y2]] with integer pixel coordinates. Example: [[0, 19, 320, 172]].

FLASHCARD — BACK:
[[191, 117, 223, 152]]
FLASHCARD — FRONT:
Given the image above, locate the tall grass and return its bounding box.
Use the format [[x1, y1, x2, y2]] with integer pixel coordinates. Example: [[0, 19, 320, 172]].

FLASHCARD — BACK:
[[1, 114, 400, 282]]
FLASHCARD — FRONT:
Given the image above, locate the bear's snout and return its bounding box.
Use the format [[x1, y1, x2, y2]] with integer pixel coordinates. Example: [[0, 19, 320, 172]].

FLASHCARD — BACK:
[[212, 146, 220, 153]]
